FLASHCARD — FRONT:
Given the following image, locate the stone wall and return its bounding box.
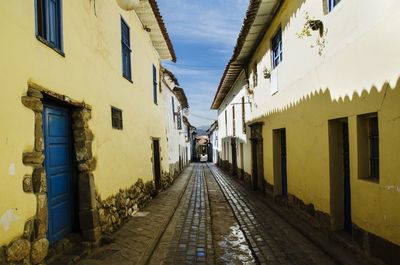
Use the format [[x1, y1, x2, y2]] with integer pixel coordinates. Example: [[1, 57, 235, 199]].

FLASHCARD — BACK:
[[96, 172, 174, 234], [96, 179, 155, 233], [274, 194, 331, 233]]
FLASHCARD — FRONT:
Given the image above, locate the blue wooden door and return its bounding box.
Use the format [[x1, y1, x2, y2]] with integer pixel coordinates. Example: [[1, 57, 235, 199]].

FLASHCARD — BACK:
[[43, 104, 73, 244], [281, 129, 288, 196]]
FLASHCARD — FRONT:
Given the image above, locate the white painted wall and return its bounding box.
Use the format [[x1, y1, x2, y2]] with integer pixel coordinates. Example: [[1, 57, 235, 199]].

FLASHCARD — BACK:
[[162, 72, 191, 173], [217, 72, 252, 174]]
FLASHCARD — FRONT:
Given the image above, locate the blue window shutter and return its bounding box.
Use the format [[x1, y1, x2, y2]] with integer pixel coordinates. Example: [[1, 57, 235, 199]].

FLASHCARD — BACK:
[[272, 28, 282, 69], [36, 0, 62, 50], [328, 0, 342, 12], [172, 97, 175, 122], [46, 0, 61, 49], [153, 65, 157, 104], [121, 18, 132, 80]]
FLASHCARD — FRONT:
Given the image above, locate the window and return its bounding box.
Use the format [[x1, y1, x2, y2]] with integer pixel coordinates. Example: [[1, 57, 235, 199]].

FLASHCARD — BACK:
[[177, 110, 182, 130], [121, 18, 132, 81], [272, 28, 283, 69], [368, 116, 379, 179], [172, 97, 175, 122], [328, 0, 342, 12], [225, 110, 228, 136], [357, 113, 379, 181], [242, 97, 246, 134], [153, 65, 157, 104], [35, 0, 63, 51], [253, 62, 258, 87], [232, 105, 236, 136], [111, 107, 123, 130]]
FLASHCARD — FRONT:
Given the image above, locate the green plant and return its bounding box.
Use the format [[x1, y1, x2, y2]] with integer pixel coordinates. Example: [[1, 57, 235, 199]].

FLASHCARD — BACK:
[[297, 12, 327, 56]]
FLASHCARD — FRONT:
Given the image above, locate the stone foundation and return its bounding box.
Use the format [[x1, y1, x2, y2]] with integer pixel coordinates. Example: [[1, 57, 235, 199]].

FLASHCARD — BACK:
[[168, 162, 181, 180], [273, 193, 331, 233], [352, 224, 400, 265], [96, 172, 174, 234], [243, 171, 252, 189]]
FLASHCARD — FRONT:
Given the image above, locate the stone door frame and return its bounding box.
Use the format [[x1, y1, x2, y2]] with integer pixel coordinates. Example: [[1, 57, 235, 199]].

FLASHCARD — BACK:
[[249, 122, 264, 193], [18, 81, 101, 262]]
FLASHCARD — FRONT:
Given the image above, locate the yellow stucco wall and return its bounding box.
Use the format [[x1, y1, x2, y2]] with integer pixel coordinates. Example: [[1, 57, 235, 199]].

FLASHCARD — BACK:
[[0, 1, 170, 245], [244, 0, 400, 245]]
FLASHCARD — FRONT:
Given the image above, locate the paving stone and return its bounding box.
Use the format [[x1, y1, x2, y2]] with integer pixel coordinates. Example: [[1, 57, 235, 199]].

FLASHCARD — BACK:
[[208, 164, 337, 265]]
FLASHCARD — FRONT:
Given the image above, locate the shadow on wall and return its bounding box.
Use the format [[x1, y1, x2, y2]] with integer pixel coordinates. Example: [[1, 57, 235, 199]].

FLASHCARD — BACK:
[[257, 76, 400, 265]]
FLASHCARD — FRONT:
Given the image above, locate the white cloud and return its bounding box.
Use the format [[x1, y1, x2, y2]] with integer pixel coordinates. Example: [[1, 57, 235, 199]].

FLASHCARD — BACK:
[[159, 0, 247, 47], [158, 0, 248, 127]]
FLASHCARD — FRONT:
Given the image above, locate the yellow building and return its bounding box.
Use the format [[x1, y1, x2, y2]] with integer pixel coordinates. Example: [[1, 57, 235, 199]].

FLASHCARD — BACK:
[[0, 0, 176, 263], [212, 0, 400, 263]]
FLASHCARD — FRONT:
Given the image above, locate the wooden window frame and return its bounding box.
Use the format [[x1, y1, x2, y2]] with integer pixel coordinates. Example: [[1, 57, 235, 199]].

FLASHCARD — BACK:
[[35, 0, 64, 55], [225, 110, 228, 136], [153, 65, 157, 105], [172, 97, 175, 122], [357, 113, 379, 182], [242, 97, 246, 134], [111, 106, 123, 130], [121, 17, 132, 81], [271, 28, 283, 69], [253, 62, 258, 87], [328, 0, 342, 12], [232, 105, 236, 136], [368, 115, 379, 180]]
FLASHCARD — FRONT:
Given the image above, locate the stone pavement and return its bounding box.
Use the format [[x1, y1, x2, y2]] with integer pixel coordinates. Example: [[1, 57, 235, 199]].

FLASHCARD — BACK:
[[151, 163, 214, 264], [149, 163, 255, 265], [73, 163, 355, 265], [207, 164, 337, 265], [75, 164, 194, 265]]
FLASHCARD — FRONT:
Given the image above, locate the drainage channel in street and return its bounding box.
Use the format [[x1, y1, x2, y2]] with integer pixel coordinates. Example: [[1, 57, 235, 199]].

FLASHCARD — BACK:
[[148, 163, 256, 265], [207, 163, 337, 265], [148, 163, 214, 264]]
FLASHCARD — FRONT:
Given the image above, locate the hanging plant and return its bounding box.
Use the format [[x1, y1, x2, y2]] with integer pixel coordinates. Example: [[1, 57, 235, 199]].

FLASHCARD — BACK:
[[297, 12, 327, 56]]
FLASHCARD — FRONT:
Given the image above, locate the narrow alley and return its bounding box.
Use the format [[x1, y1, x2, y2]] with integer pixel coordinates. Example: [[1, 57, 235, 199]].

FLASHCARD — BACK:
[[71, 164, 345, 265], [1, 1, 399, 265]]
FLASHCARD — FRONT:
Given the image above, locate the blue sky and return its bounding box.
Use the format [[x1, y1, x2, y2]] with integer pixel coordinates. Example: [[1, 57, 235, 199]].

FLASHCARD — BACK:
[[158, 0, 248, 128]]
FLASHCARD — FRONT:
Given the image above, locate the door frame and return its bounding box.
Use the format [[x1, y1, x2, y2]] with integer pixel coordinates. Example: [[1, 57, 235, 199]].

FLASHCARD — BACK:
[[240, 142, 244, 180], [249, 122, 264, 192], [152, 138, 162, 189], [328, 117, 352, 232], [273, 128, 287, 197], [21, 85, 101, 246], [231, 138, 238, 177]]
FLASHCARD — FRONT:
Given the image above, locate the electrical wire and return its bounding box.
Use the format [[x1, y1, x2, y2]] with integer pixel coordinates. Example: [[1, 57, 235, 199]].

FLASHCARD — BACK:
[[187, 111, 217, 121], [163, 62, 224, 70]]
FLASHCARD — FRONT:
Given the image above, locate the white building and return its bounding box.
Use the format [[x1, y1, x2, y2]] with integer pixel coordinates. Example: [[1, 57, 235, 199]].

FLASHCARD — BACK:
[[211, 0, 400, 262], [212, 71, 252, 184], [206, 121, 219, 164], [162, 68, 191, 177]]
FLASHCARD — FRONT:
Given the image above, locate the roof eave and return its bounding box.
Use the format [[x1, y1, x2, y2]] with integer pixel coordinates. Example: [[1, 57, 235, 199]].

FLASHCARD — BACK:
[[136, 0, 177, 62], [211, 0, 282, 109]]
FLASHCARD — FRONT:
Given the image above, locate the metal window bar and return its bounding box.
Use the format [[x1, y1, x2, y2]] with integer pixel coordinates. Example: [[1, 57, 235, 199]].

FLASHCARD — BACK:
[[111, 107, 123, 130], [368, 117, 379, 179]]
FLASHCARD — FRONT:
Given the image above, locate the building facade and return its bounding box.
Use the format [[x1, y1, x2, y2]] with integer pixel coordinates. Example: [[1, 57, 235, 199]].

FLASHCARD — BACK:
[[212, 0, 400, 263], [0, 1, 176, 263], [162, 68, 191, 177], [206, 121, 219, 164]]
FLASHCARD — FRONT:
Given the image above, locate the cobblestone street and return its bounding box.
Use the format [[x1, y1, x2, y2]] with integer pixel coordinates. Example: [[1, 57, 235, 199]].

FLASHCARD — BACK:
[[71, 163, 351, 265]]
